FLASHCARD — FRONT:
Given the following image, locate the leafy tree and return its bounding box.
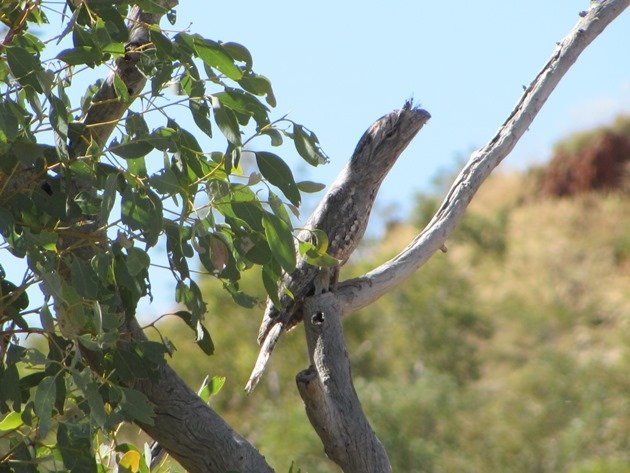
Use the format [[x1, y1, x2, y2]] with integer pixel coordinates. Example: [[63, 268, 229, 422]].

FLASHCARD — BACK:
[[0, 1, 327, 470], [0, 0, 627, 472]]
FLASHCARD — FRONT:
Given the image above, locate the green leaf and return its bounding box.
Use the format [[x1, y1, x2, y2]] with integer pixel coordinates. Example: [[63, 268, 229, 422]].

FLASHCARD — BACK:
[[310, 228, 330, 253], [222, 42, 253, 70], [113, 73, 131, 103], [0, 279, 29, 316], [150, 29, 173, 58], [238, 73, 276, 107], [189, 99, 213, 138], [112, 348, 148, 382], [120, 387, 155, 425], [293, 124, 329, 166], [175, 279, 207, 318], [39, 304, 55, 332], [298, 237, 340, 267], [70, 256, 99, 299], [7, 46, 44, 93], [100, 172, 118, 222], [268, 191, 291, 225], [193, 37, 242, 81], [197, 375, 226, 402], [149, 167, 180, 196], [49, 94, 69, 143], [56, 46, 103, 67], [262, 212, 296, 273], [224, 283, 258, 308], [102, 42, 125, 56], [151, 61, 174, 96], [0, 208, 14, 238], [230, 201, 264, 231], [109, 138, 154, 159], [147, 126, 177, 151], [0, 411, 23, 431], [260, 127, 283, 146], [126, 112, 150, 139], [172, 310, 214, 355], [297, 180, 326, 193], [121, 188, 163, 247], [256, 151, 301, 206], [34, 376, 56, 437], [126, 247, 151, 276], [0, 61, 8, 82], [195, 321, 215, 355], [85, 382, 107, 429], [0, 101, 20, 143], [0, 363, 21, 411], [212, 100, 241, 145], [135, 0, 170, 14], [40, 272, 63, 301], [138, 341, 167, 366], [262, 262, 281, 306], [57, 422, 96, 472], [216, 88, 269, 127]]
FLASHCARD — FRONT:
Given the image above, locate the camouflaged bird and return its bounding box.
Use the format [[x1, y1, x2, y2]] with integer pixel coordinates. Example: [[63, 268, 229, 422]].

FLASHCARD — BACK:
[[246, 101, 430, 392]]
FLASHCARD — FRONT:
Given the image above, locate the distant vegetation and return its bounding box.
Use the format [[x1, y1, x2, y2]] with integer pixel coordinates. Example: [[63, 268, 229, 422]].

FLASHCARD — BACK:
[[151, 117, 630, 472], [538, 115, 630, 197]]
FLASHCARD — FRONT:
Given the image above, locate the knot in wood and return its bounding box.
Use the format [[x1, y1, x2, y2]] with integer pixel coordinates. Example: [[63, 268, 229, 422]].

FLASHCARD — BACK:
[[311, 311, 325, 325]]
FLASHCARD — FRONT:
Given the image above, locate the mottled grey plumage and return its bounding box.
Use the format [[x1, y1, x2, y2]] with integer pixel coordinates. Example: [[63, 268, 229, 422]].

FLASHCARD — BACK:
[[246, 101, 431, 392]]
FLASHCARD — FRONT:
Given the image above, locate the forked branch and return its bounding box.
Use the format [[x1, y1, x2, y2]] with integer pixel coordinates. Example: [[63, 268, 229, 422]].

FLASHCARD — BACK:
[[298, 2, 628, 471]]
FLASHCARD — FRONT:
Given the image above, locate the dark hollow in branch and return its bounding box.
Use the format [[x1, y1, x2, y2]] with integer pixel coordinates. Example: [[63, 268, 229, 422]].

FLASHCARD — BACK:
[[247, 102, 431, 391]]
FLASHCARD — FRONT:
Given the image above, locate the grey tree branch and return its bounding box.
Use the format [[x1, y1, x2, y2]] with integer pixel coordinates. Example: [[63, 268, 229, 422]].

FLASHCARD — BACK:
[[132, 341, 274, 472], [297, 292, 392, 473], [335, 0, 629, 315], [69, 4, 174, 157], [247, 103, 431, 391]]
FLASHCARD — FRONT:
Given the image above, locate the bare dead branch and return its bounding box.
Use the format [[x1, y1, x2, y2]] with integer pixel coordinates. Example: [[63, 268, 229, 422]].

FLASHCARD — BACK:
[[335, 0, 630, 315]]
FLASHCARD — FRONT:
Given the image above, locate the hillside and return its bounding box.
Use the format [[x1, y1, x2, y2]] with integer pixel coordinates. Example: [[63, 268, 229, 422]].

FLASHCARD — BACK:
[[151, 118, 630, 473]]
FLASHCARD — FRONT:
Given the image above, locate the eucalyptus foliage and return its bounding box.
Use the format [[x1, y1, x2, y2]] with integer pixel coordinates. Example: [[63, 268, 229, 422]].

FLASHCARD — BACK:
[[0, 1, 329, 470]]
